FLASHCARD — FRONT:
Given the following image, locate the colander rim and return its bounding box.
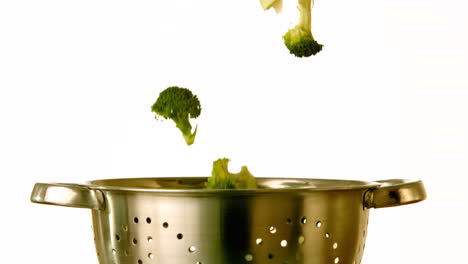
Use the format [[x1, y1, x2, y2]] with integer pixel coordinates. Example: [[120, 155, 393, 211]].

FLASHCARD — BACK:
[[85, 177, 381, 193]]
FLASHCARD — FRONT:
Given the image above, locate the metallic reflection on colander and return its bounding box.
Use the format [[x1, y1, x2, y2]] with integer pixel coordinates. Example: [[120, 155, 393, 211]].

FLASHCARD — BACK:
[[31, 177, 426, 264]]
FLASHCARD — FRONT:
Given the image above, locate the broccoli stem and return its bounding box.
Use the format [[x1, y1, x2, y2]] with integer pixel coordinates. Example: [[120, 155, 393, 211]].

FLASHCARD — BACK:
[[173, 116, 197, 145], [298, 0, 312, 32], [183, 125, 197, 146]]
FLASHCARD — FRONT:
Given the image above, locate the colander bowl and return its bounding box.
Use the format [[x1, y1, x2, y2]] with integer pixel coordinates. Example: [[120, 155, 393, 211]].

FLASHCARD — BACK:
[[31, 177, 426, 264]]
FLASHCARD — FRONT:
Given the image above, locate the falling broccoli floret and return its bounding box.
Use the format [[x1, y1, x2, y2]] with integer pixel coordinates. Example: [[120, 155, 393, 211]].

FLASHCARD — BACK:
[[206, 158, 257, 189], [151, 86, 201, 145], [283, 0, 323, 57]]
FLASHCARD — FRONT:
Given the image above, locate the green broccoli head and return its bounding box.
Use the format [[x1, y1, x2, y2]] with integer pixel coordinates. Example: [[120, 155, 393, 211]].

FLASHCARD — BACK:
[[282, 0, 323, 57], [151, 86, 201, 145], [283, 25, 323, 57], [206, 158, 257, 189]]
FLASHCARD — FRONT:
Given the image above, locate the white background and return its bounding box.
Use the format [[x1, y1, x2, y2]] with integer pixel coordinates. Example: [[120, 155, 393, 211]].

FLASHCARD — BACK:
[[1, 0, 467, 263]]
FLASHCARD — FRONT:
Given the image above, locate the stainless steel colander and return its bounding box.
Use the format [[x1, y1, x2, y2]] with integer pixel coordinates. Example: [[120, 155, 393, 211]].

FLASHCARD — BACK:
[[31, 177, 426, 264]]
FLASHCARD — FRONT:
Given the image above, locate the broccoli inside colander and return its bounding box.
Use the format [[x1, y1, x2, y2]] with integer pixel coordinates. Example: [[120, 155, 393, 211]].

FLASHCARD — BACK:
[[206, 158, 257, 189]]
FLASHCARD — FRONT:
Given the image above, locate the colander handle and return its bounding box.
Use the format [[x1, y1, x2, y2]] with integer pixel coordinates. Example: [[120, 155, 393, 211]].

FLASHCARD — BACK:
[[364, 179, 427, 209], [31, 183, 105, 210]]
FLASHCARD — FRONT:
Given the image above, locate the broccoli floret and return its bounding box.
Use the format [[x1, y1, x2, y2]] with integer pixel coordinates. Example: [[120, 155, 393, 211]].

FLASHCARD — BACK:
[[151, 86, 201, 145], [206, 158, 257, 189], [283, 0, 323, 57]]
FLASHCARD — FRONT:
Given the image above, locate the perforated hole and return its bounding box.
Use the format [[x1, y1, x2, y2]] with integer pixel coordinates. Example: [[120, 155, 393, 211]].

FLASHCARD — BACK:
[[298, 235, 305, 244], [280, 240, 288, 247], [133, 238, 138, 245], [112, 249, 116, 255], [188, 246, 197, 253], [300, 217, 307, 224], [326, 232, 330, 238], [269, 226, 277, 234], [138, 259, 143, 264], [163, 222, 169, 228], [316, 221, 322, 228], [134, 217, 139, 224], [268, 253, 275, 259], [146, 217, 152, 224], [334, 257, 340, 263], [256, 238, 263, 245], [115, 235, 120, 241], [177, 233, 183, 240], [333, 242, 338, 249], [147, 236, 153, 243], [148, 253, 154, 260], [245, 254, 253, 261]]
